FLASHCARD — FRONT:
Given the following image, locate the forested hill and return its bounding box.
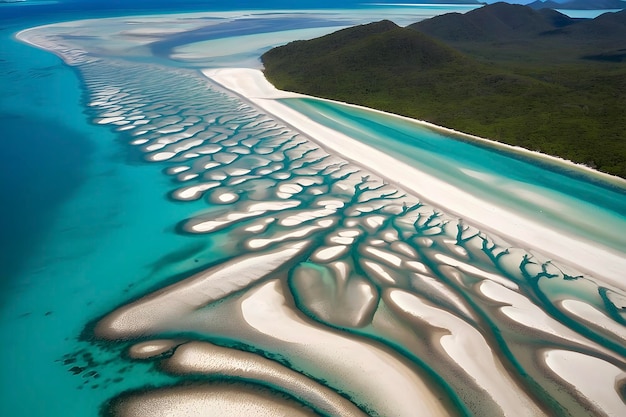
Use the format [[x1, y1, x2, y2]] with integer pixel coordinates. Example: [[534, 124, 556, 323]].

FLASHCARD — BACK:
[[262, 20, 467, 97], [261, 3, 626, 178]]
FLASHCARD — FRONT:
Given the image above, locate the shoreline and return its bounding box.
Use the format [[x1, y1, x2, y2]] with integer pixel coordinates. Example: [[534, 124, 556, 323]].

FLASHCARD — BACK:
[[203, 67, 626, 289], [206, 67, 626, 189], [341, 103, 626, 191]]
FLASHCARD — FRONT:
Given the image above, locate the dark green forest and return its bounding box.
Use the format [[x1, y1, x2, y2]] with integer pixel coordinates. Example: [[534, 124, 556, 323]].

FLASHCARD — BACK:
[[262, 3, 626, 178]]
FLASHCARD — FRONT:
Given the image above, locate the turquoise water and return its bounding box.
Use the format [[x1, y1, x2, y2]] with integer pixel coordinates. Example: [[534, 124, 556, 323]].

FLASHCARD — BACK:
[[557, 9, 623, 18], [0, 23, 223, 416], [1, 4, 625, 417], [280, 97, 626, 250]]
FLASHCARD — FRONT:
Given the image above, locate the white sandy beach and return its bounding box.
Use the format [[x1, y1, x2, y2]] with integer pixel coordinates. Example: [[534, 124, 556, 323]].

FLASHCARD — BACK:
[[203, 67, 626, 291]]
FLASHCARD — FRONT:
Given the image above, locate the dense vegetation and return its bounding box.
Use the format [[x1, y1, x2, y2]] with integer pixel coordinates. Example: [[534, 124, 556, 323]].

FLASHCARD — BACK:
[[262, 3, 626, 178]]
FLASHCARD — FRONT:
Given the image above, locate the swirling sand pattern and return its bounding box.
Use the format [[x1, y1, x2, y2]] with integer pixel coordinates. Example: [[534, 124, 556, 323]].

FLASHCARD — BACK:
[[20, 21, 626, 417]]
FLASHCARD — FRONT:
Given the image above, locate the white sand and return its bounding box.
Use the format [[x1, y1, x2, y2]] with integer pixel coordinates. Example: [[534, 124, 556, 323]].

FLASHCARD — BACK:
[[311, 245, 349, 262], [478, 280, 623, 362], [95, 241, 310, 339], [433, 253, 519, 290], [410, 273, 476, 320], [187, 200, 301, 233], [248, 224, 325, 249], [328, 235, 354, 245], [241, 280, 452, 417], [405, 261, 429, 274], [388, 288, 546, 417], [278, 208, 335, 227], [128, 340, 180, 359], [165, 341, 368, 417], [116, 385, 318, 417], [173, 182, 220, 201], [364, 247, 404, 268], [361, 260, 396, 285], [243, 218, 274, 233], [559, 299, 626, 341], [543, 350, 626, 416], [203, 68, 626, 291]]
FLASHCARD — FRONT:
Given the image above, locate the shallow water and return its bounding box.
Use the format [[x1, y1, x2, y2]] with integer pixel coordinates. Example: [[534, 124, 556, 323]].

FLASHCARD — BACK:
[[1, 5, 625, 417], [279, 97, 626, 251]]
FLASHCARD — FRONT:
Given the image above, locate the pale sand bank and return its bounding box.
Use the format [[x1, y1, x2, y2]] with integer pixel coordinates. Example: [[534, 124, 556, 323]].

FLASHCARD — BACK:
[[203, 68, 626, 290], [387, 288, 546, 417], [543, 350, 626, 416], [112, 384, 319, 417], [160, 341, 368, 416], [240, 280, 455, 417], [478, 280, 622, 361]]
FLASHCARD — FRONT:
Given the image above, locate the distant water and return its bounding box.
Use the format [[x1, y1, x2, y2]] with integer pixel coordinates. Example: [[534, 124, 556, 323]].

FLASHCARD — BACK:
[[557, 9, 623, 18], [1, 4, 625, 417]]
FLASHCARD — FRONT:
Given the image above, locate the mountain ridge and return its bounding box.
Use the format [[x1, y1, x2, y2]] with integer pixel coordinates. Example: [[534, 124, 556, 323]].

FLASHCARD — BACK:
[[409, 3, 577, 41], [410, 3, 626, 61]]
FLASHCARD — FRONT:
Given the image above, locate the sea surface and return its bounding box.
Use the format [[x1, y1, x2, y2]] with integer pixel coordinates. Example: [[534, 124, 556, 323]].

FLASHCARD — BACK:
[[1, 2, 625, 417]]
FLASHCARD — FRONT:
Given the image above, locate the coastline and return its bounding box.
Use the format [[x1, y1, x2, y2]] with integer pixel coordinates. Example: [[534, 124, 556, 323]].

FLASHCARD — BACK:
[[205, 66, 626, 189], [203, 67, 626, 289]]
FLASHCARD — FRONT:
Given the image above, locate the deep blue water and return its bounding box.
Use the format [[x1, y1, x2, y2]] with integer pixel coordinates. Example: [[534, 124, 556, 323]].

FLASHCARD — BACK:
[[0, 23, 93, 288], [0, 114, 93, 287]]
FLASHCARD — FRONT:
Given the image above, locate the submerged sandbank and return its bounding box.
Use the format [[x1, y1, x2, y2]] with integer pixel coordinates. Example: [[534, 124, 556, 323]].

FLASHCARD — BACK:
[[203, 68, 626, 290]]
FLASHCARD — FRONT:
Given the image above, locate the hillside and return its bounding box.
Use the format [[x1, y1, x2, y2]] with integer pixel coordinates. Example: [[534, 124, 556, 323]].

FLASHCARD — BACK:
[[262, 21, 468, 98], [262, 3, 626, 177]]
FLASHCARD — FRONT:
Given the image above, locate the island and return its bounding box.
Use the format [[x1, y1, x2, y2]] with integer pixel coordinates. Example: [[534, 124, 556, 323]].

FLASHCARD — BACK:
[[262, 2, 626, 177]]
